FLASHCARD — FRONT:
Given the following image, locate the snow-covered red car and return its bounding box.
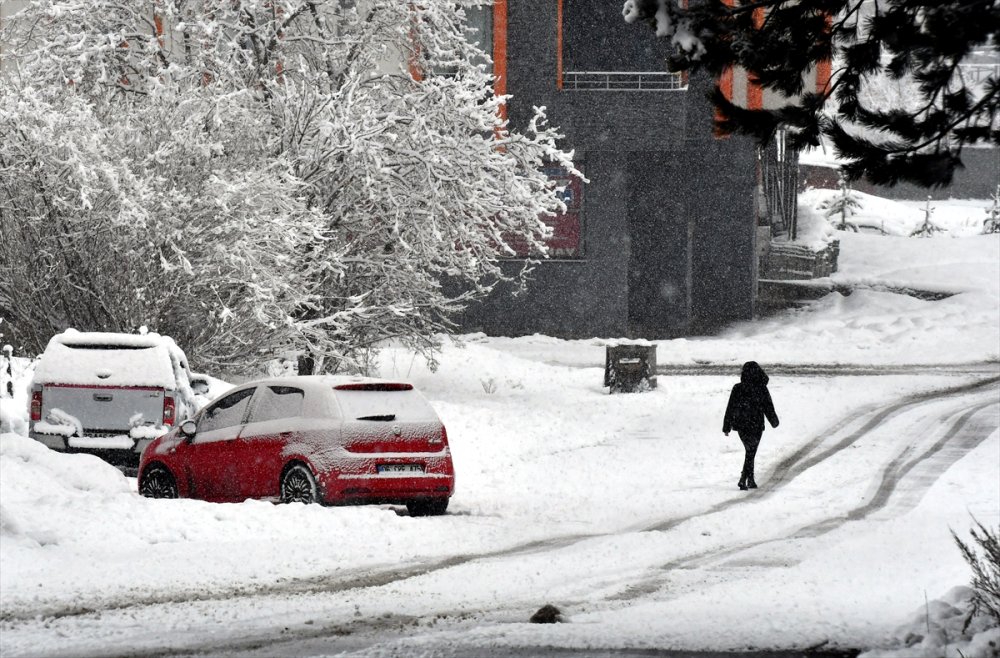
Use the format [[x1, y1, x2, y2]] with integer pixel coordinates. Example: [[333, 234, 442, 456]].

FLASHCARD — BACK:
[[28, 330, 207, 472], [138, 376, 455, 516]]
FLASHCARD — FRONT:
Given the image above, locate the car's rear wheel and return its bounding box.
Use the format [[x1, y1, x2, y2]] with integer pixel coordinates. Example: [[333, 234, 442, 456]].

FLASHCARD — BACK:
[[280, 464, 318, 504], [139, 465, 178, 499], [407, 499, 449, 517]]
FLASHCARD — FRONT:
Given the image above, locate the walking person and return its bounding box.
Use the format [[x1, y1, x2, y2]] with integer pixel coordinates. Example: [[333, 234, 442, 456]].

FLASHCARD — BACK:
[[723, 361, 779, 490]]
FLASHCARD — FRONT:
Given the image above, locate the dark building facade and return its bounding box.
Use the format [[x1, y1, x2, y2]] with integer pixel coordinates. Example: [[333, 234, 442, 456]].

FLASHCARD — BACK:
[[458, 0, 760, 339]]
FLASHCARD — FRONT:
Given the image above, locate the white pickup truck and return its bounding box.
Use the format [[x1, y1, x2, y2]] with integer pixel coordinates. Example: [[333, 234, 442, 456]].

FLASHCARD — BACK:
[[28, 330, 208, 472]]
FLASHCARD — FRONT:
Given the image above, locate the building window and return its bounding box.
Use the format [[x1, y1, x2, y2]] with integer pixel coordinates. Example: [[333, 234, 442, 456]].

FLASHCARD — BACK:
[[559, 0, 686, 91], [507, 166, 585, 260], [466, 4, 492, 57]]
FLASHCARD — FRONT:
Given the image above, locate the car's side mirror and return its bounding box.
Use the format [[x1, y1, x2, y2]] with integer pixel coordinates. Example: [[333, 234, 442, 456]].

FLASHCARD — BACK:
[[190, 375, 210, 396], [179, 419, 197, 438]]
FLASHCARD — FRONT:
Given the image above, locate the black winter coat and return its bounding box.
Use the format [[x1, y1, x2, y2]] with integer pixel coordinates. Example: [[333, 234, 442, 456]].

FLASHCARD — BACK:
[[723, 362, 779, 435]]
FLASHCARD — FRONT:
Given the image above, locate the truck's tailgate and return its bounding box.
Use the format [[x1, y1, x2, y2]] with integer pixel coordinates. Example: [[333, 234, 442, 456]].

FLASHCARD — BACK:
[[42, 385, 165, 432]]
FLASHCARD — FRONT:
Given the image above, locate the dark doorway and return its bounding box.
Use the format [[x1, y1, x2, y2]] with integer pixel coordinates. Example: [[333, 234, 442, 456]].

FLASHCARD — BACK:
[[627, 202, 689, 338]]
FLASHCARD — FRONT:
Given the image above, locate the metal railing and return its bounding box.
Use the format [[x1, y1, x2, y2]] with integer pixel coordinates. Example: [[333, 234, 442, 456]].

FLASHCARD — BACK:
[[960, 63, 1000, 84], [562, 71, 686, 91]]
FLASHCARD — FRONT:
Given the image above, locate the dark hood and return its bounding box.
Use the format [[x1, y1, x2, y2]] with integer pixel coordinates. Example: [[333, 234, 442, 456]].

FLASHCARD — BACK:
[[741, 361, 769, 388]]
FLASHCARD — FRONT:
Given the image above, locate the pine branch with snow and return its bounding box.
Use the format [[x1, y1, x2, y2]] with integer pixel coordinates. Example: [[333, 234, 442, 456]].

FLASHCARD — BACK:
[[622, 0, 999, 188]]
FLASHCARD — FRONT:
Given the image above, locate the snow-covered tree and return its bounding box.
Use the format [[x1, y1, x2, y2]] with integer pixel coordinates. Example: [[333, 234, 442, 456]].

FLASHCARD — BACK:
[[985, 185, 1000, 235], [910, 196, 943, 238], [0, 0, 577, 374], [0, 73, 320, 370], [821, 173, 862, 231]]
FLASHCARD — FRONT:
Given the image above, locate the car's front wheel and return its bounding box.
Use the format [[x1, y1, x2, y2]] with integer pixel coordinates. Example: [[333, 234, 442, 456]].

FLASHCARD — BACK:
[[280, 464, 318, 504], [139, 465, 178, 499], [407, 499, 449, 517]]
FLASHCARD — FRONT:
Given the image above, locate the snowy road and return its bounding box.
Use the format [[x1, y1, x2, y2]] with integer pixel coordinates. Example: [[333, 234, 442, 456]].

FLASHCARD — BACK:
[[3, 373, 996, 658]]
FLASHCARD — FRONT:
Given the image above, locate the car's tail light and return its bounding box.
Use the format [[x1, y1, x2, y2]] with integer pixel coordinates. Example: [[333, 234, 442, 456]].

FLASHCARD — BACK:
[[162, 396, 176, 426], [30, 391, 42, 421], [440, 425, 449, 446]]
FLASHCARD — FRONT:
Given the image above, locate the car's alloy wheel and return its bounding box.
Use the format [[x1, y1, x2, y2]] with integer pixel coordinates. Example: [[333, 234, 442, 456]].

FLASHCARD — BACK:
[[139, 466, 178, 499], [281, 464, 318, 504]]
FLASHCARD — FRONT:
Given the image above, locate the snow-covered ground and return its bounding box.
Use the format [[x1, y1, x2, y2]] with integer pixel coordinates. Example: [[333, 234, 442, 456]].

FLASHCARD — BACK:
[[1, 195, 998, 658]]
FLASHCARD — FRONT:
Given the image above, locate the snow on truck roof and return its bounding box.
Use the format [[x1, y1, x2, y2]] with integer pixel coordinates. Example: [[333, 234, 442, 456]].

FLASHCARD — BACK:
[[32, 330, 186, 389], [50, 330, 171, 349]]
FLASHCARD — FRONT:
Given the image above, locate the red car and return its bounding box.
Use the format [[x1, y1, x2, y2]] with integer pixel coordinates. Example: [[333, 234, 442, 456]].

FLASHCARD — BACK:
[[138, 376, 454, 516]]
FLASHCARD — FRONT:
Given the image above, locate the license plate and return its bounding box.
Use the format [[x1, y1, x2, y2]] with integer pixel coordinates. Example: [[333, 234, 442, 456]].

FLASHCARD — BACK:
[[377, 464, 424, 474]]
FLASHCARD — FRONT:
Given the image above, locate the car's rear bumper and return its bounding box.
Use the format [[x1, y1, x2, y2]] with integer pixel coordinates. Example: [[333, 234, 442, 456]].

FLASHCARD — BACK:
[[29, 431, 71, 451], [321, 472, 454, 505], [29, 431, 149, 473]]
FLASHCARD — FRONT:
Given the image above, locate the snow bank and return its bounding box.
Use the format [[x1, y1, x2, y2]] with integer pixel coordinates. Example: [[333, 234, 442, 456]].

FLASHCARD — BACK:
[[0, 357, 32, 435], [0, 421, 547, 620], [860, 587, 1000, 658], [801, 188, 994, 238], [0, 432, 132, 550], [792, 190, 839, 249]]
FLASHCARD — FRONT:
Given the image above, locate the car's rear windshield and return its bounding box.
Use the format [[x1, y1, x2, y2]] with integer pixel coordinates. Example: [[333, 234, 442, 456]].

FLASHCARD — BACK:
[[335, 389, 438, 422], [63, 345, 152, 350]]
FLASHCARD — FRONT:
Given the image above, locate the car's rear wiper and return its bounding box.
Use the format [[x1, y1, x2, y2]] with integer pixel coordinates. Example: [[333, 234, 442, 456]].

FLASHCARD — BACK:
[[356, 414, 396, 421]]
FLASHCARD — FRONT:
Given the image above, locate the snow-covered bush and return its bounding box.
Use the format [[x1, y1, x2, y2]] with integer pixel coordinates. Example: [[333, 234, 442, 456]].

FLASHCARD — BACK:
[[953, 519, 1000, 631], [860, 586, 1000, 658], [0, 0, 578, 375], [864, 521, 1000, 658]]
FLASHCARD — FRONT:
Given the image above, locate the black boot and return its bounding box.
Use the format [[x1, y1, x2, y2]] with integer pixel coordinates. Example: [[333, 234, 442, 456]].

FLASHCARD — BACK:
[[738, 479, 748, 490]]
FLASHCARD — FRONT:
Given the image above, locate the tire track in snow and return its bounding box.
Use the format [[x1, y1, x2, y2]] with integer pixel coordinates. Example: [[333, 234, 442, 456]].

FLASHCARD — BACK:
[[610, 393, 999, 600], [0, 533, 594, 624], [640, 375, 1000, 534], [2, 378, 996, 630], [843, 400, 997, 522], [716, 398, 994, 557]]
